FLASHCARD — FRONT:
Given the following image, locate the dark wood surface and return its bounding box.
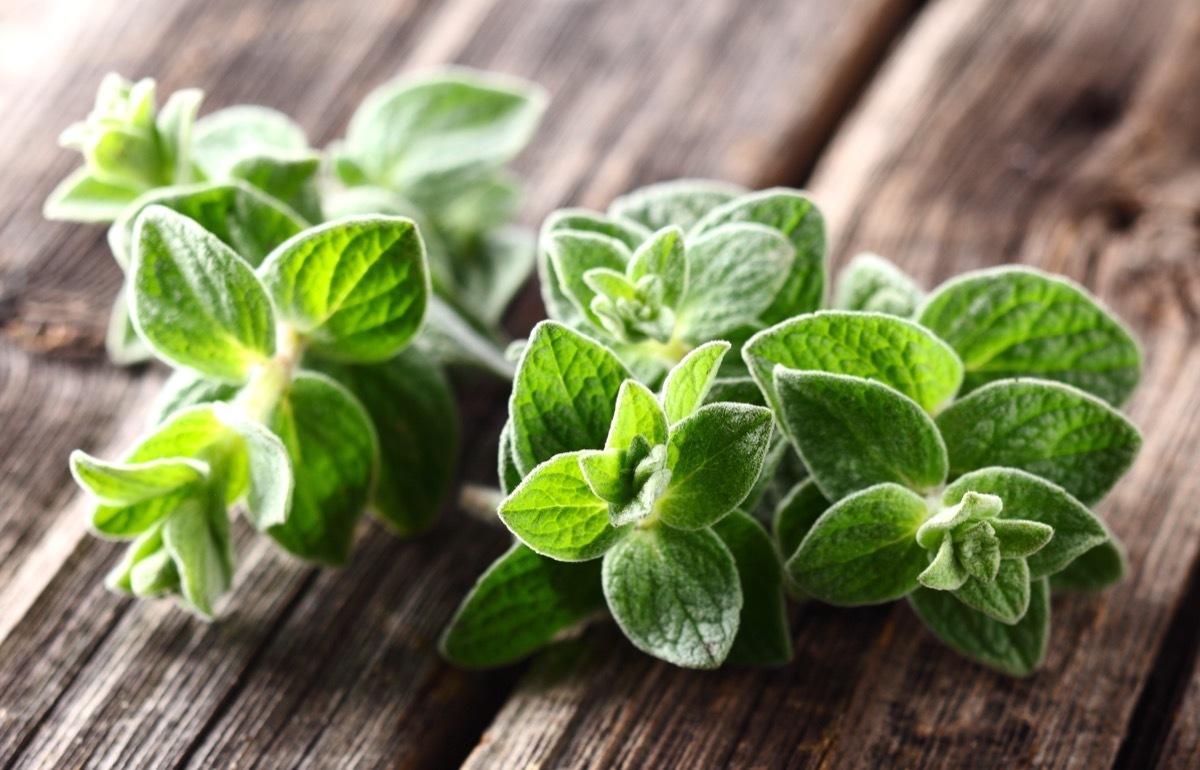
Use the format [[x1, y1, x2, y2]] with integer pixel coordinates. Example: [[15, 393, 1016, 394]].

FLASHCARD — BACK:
[[1, 0, 1198, 767]]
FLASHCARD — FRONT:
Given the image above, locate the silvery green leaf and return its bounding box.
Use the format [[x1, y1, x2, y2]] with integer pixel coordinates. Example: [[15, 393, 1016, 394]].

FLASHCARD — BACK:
[[787, 483, 928, 605], [936, 378, 1141, 505], [992, 519, 1054, 559], [609, 178, 745, 232], [743, 310, 963, 422], [919, 536, 970, 591], [909, 577, 1050, 676], [774, 369, 948, 501], [212, 403, 293, 531], [83, 125, 163, 190], [130, 548, 180, 597], [955, 521, 1002, 582], [447, 225, 536, 328], [105, 287, 153, 365], [191, 105, 310, 179], [602, 524, 742, 669], [918, 266, 1141, 406], [915, 491, 1002, 549], [258, 216, 428, 363], [321, 185, 414, 221], [606, 380, 669, 450], [945, 468, 1106, 578], [661, 341, 731, 425], [440, 543, 604, 668], [340, 67, 546, 191], [706, 376, 768, 408], [415, 296, 515, 379], [106, 520, 167, 593], [833, 253, 923, 316], [131, 207, 275, 380], [311, 348, 457, 536], [431, 168, 522, 241], [70, 451, 207, 508], [228, 154, 323, 224], [627, 226, 686, 309], [773, 479, 829, 560], [149, 370, 240, 426], [110, 180, 306, 268], [155, 87, 203, 185], [675, 222, 792, 341], [609, 462, 670, 528], [713, 511, 792, 666], [161, 492, 234, 618], [265, 372, 377, 565], [499, 451, 626, 562], [509, 322, 631, 475], [1050, 537, 1125, 592], [690, 188, 826, 322], [43, 168, 141, 223], [546, 230, 631, 330], [658, 403, 773, 530]]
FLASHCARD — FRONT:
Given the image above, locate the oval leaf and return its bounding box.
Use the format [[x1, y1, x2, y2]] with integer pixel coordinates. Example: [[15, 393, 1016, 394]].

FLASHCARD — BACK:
[[712, 511, 792, 667]]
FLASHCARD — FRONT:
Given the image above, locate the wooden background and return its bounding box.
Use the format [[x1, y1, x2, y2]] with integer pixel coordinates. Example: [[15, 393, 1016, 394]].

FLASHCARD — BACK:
[[2, 0, 1199, 766]]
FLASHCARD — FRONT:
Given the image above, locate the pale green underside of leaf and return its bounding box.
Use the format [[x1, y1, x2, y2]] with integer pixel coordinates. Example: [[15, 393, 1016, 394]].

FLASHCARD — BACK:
[[43, 166, 140, 223], [149, 370, 241, 426], [712, 511, 792, 666], [918, 265, 1141, 406], [212, 403, 293, 531], [608, 179, 745, 232], [833, 252, 923, 317], [70, 451, 207, 508], [161, 493, 234, 619]]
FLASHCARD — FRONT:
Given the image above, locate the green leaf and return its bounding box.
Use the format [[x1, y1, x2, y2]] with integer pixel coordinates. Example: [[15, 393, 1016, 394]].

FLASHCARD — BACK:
[[498, 420, 523, 497], [954, 556, 1030, 624], [675, 223, 792, 341], [919, 536, 970, 591], [155, 87, 203, 185], [105, 287, 153, 365], [579, 447, 633, 505], [228, 154, 323, 224], [444, 225, 535, 328], [628, 226, 687, 309], [440, 544, 605, 668], [956, 521, 1002, 582], [340, 67, 546, 191], [915, 491, 1002, 549], [106, 521, 167, 593], [1050, 537, 1125, 592], [509, 322, 631, 475], [658, 403, 774, 530], [259, 216, 429, 362], [909, 577, 1050, 676], [149, 370, 240, 426], [833, 253, 923, 317], [712, 511, 792, 666], [606, 380, 669, 449], [43, 167, 140, 222], [310, 348, 457, 535], [191, 105, 310, 179], [129, 549, 180, 597], [70, 451, 207, 507], [774, 369, 948, 500], [936, 379, 1141, 505], [110, 181, 307, 269], [945, 468, 1107, 578], [609, 179, 744, 232], [212, 403, 293, 530], [266, 372, 377, 565], [545, 231, 630, 329], [662, 341, 730, 424], [744, 310, 963, 419], [161, 492, 234, 618], [416, 295, 515, 379], [544, 208, 652, 250], [918, 266, 1141, 406], [131, 206, 276, 381], [690, 188, 826, 322], [992, 519, 1054, 559], [499, 451, 626, 561], [602, 525, 742, 668], [773, 479, 830, 559], [787, 483, 929, 605]]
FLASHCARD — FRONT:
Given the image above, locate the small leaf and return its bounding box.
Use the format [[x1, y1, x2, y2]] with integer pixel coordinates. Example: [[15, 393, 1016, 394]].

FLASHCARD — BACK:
[[161, 492, 234, 618], [609, 178, 744, 232], [106, 521, 167, 593], [43, 168, 140, 223], [130, 206, 276, 381], [1050, 537, 1126, 592], [259, 216, 429, 363], [105, 287, 153, 365], [191, 105, 310, 178], [992, 519, 1054, 559], [578, 448, 632, 505], [440, 543, 605, 668], [658, 403, 774, 530], [918, 266, 1141, 406], [228, 154, 323, 224], [954, 557, 1030, 624], [774, 369, 948, 500], [787, 483, 929, 605], [416, 295, 516, 379], [602, 525, 742, 669], [662, 341, 731, 424], [744, 310, 963, 419], [956, 521, 1002, 582], [509, 322, 631, 475], [936, 378, 1141, 505], [675, 223, 792, 341], [70, 451, 207, 507], [543, 208, 652, 250], [149, 370, 240, 426], [946, 468, 1107, 578], [606, 380, 669, 449], [919, 536, 970, 591], [627, 226, 687, 308], [833, 253, 923, 316], [499, 451, 626, 562], [545, 231, 630, 329], [915, 491, 1002, 549], [712, 511, 792, 666], [909, 577, 1050, 676], [266, 372, 377, 565], [212, 403, 293, 531], [129, 549, 180, 597], [773, 479, 830, 559]]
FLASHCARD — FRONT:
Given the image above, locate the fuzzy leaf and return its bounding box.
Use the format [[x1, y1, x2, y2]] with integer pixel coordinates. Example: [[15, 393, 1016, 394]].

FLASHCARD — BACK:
[[149, 370, 240, 426], [1050, 537, 1125, 592], [833, 253, 923, 316], [440, 543, 604, 668], [70, 452, 207, 507], [774, 369, 948, 500], [609, 179, 744, 232], [936, 378, 1141, 505], [228, 154, 322, 224], [628, 226, 687, 308], [956, 521, 1002, 582], [909, 577, 1049, 676], [992, 519, 1054, 559], [919, 536, 970, 591], [259, 216, 428, 363], [546, 231, 630, 329], [498, 420, 523, 497], [713, 511, 792, 666], [787, 483, 929, 605], [212, 403, 293, 531], [606, 380, 669, 450], [161, 492, 234, 618], [602, 525, 742, 669], [662, 341, 730, 425], [43, 168, 140, 222], [918, 266, 1141, 406], [131, 206, 275, 381], [192, 105, 309, 178], [954, 556, 1030, 624], [773, 479, 830, 559], [915, 491, 1002, 549]]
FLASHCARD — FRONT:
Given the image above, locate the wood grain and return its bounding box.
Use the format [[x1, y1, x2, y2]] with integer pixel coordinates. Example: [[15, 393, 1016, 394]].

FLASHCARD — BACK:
[[0, 0, 920, 767], [462, 0, 1200, 767]]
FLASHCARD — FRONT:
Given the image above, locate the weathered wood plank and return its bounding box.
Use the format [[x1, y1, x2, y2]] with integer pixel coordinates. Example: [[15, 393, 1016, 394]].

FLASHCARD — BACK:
[[461, 0, 1200, 767], [0, 0, 919, 766]]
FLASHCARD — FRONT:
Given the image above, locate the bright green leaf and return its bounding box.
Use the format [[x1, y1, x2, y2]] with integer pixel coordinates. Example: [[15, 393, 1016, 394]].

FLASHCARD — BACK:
[[992, 519, 1054, 559], [662, 341, 730, 424], [628, 226, 687, 308], [606, 380, 669, 450], [149, 370, 240, 426], [43, 167, 140, 223], [191, 105, 310, 179], [161, 492, 234, 618], [212, 403, 293, 530], [70, 451, 207, 507]]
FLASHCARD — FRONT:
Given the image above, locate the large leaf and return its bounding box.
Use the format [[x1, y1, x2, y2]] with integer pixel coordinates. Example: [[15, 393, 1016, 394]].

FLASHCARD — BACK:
[[918, 266, 1141, 406], [602, 525, 742, 669], [712, 511, 792, 666], [774, 369, 948, 500], [936, 379, 1141, 505], [130, 206, 275, 381]]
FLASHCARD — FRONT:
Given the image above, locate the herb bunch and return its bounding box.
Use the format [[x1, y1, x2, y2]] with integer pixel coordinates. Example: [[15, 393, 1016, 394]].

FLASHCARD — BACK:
[[444, 181, 1142, 675]]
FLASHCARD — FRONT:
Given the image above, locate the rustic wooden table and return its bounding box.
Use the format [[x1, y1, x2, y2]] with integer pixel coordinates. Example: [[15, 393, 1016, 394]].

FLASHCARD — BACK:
[[2, 0, 1200, 767]]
